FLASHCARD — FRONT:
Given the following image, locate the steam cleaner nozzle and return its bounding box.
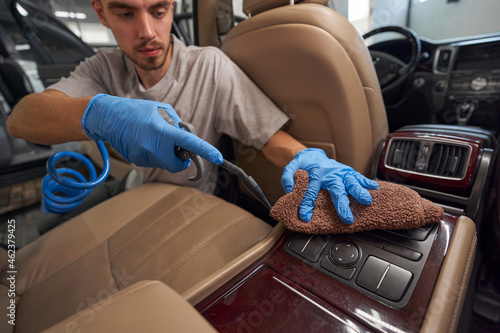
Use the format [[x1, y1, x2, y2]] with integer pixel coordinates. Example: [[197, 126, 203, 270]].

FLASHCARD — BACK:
[[220, 159, 272, 210]]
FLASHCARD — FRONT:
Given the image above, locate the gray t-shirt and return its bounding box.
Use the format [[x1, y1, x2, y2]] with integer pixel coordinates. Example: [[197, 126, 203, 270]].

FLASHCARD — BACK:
[[48, 36, 289, 193]]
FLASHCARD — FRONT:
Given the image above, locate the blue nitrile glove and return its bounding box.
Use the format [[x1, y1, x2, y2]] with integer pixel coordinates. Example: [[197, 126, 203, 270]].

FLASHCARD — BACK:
[[281, 148, 379, 225], [82, 94, 223, 172]]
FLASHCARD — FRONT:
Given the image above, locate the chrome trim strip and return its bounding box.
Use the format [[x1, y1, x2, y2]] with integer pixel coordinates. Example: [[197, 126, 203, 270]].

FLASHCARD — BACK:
[[376, 265, 391, 290], [301, 236, 312, 253]]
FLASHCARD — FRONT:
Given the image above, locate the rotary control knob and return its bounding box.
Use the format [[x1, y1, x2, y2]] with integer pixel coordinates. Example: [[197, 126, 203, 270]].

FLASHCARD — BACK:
[[470, 76, 488, 91], [330, 241, 359, 266]]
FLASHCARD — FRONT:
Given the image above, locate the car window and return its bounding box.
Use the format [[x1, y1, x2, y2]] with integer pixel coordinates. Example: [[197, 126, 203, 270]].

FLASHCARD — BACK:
[[329, 0, 500, 42], [51, 0, 196, 48], [31, 23, 93, 63], [0, 18, 35, 62], [4, 0, 94, 64]]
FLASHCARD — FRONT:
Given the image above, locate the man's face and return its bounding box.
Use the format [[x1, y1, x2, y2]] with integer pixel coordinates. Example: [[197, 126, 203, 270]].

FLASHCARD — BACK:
[[92, 0, 174, 72]]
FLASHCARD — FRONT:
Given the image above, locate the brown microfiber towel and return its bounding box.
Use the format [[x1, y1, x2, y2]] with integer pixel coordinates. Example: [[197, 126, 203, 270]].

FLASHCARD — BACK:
[[270, 170, 444, 235]]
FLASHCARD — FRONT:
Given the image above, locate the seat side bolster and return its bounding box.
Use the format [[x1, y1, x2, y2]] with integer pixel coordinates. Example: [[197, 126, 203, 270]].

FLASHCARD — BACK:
[[42, 280, 217, 333], [420, 216, 477, 333]]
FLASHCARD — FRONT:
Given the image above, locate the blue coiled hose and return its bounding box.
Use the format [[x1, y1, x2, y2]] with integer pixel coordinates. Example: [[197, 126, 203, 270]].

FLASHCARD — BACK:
[[41, 141, 110, 214]]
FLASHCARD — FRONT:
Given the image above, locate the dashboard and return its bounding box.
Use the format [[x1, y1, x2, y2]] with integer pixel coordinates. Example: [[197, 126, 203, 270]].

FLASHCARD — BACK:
[[370, 33, 500, 133], [431, 36, 500, 130]]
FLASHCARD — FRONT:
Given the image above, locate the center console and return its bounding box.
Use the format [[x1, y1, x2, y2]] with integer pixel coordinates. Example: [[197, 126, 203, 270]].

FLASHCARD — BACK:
[[195, 124, 495, 332], [432, 39, 500, 129], [196, 215, 473, 333]]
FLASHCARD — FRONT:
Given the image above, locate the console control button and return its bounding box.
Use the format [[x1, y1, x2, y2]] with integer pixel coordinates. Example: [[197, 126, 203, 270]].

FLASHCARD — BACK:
[[335, 266, 356, 280], [470, 76, 488, 91], [320, 255, 337, 273], [387, 224, 433, 241], [320, 256, 356, 280], [376, 264, 413, 301], [288, 234, 328, 262], [330, 241, 359, 266], [384, 243, 422, 261], [356, 256, 389, 292], [356, 256, 413, 301]]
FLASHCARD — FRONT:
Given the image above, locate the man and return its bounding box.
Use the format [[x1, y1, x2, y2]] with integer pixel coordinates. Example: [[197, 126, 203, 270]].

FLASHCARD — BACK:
[[7, 0, 377, 225]]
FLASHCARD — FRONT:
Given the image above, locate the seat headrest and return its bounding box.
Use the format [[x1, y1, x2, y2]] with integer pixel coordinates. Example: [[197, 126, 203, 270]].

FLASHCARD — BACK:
[[243, 0, 328, 16]]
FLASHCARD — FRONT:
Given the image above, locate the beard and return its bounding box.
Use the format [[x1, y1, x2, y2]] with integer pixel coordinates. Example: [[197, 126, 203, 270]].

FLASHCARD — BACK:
[[132, 52, 168, 71], [125, 40, 168, 71]]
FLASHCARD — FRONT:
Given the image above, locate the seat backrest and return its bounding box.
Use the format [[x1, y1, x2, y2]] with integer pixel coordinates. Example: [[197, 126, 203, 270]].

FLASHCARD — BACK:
[[221, 0, 388, 204], [195, 0, 235, 47]]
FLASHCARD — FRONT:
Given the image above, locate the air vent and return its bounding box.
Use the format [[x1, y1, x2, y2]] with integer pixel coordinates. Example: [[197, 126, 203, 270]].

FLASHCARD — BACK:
[[436, 49, 452, 73], [427, 143, 469, 178], [385, 139, 421, 171], [385, 139, 471, 180]]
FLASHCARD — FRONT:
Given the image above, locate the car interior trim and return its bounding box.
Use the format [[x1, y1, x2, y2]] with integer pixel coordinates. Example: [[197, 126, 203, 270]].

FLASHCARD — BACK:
[[420, 215, 477, 333], [182, 223, 286, 305], [43, 280, 217, 333]]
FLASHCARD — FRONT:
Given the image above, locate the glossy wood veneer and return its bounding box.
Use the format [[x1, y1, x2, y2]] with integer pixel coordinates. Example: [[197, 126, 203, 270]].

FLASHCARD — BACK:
[[196, 214, 457, 333]]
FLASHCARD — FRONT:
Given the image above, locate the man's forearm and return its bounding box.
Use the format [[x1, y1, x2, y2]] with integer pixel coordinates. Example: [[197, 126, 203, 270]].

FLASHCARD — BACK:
[[261, 130, 307, 169], [7, 90, 92, 145]]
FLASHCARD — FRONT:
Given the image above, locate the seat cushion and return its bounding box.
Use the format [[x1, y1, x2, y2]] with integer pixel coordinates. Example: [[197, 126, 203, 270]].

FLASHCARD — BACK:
[[44, 280, 217, 333], [0, 183, 272, 332]]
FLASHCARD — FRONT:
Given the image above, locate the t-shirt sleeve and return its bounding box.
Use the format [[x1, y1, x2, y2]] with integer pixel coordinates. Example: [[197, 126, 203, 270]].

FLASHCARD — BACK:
[[213, 54, 289, 150], [46, 52, 109, 97]]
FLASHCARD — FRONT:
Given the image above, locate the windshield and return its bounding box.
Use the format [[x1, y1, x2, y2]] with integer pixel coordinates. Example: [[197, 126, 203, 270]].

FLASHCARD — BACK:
[[329, 0, 500, 42]]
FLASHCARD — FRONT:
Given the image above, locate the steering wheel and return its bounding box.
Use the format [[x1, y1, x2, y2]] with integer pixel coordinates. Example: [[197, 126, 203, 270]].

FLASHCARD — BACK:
[[363, 26, 421, 95]]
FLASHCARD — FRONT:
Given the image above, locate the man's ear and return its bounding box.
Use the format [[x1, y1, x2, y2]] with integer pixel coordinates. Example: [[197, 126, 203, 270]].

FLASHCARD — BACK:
[[91, 0, 110, 28]]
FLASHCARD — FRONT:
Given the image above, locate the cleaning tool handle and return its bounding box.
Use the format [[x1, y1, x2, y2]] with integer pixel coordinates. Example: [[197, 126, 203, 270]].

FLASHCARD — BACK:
[[158, 109, 205, 182]]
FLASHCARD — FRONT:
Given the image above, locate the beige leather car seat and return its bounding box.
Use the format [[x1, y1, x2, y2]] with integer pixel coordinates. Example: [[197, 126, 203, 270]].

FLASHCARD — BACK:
[[221, 0, 389, 204], [0, 183, 274, 332], [196, 0, 235, 47]]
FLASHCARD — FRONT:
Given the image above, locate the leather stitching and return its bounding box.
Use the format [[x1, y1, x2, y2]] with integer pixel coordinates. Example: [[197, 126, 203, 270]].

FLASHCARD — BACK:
[[109, 188, 196, 259], [449, 234, 477, 333], [153, 214, 249, 282], [8, 185, 182, 295], [18, 190, 213, 323], [114, 199, 226, 282], [106, 239, 118, 292]]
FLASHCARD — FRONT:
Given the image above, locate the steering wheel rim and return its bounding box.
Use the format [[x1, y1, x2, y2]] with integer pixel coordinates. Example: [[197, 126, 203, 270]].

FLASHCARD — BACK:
[[363, 26, 421, 94]]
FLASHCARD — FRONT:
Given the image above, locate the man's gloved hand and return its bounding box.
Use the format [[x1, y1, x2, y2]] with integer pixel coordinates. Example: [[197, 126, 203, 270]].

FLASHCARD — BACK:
[[82, 94, 223, 172], [281, 148, 379, 225]]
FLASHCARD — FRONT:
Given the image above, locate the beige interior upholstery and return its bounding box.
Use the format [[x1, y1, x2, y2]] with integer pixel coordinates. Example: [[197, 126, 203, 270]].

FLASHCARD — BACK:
[[244, 0, 329, 16], [43, 280, 217, 333], [196, 0, 235, 47], [421, 216, 477, 333], [221, 2, 389, 204], [0, 183, 272, 332]]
